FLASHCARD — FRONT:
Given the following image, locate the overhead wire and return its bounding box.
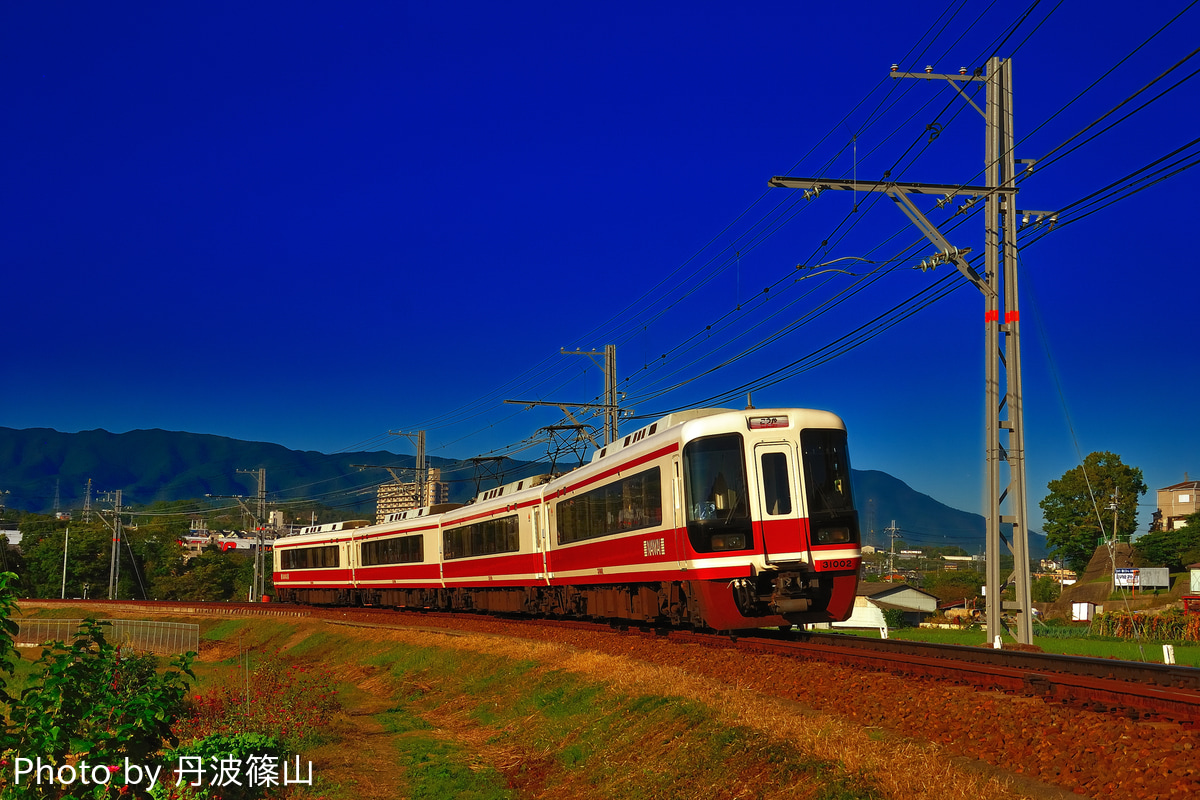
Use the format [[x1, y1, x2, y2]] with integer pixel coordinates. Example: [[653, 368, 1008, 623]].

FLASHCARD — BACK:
[[382, 0, 998, 443], [618, 0, 1044, 405], [193, 1, 1184, 513], [216, 2, 1200, 513]]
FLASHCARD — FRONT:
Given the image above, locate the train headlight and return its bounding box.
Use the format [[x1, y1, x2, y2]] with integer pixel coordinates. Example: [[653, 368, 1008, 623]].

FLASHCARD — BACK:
[[815, 527, 851, 544], [711, 533, 747, 550]]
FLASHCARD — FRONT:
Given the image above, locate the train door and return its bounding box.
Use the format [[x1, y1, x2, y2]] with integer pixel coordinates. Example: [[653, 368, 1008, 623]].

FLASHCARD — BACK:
[[532, 505, 549, 583], [753, 441, 808, 564], [672, 456, 687, 570]]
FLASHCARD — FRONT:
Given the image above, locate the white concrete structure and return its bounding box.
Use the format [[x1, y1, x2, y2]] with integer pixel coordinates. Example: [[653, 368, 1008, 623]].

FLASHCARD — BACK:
[[832, 583, 939, 629]]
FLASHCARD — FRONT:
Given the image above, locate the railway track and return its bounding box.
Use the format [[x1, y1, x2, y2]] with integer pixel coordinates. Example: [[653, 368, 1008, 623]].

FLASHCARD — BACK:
[[695, 629, 1200, 726], [23, 599, 1200, 726]]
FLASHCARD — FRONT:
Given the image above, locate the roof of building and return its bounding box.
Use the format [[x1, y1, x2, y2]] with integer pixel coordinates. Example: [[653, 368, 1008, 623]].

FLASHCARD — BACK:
[[856, 582, 938, 601], [1162, 479, 1200, 491]]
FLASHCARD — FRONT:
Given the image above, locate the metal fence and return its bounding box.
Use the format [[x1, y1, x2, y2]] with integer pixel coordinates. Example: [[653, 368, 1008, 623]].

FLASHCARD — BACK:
[[15, 619, 200, 656]]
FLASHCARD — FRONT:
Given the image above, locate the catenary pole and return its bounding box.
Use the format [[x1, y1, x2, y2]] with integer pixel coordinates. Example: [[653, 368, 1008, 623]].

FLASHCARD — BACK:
[[767, 58, 1034, 644]]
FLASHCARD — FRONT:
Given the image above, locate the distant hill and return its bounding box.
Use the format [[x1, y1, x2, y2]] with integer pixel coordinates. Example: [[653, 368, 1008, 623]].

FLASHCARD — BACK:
[[0, 426, 495, 516], [0, 427, 1043, 557], [852, 469, 1048, 560]]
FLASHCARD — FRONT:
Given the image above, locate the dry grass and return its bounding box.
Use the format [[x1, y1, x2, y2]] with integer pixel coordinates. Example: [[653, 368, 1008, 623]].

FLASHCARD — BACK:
[[317, 623, 1043, 800]]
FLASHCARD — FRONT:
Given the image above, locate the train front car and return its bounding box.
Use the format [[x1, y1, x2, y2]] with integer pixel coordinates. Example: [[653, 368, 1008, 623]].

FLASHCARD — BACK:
[[675, 408, 861, 630]]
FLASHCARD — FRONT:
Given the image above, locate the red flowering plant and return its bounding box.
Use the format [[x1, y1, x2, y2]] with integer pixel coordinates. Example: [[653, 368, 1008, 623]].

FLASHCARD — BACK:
[[173, 651, 339, 752], [150, 651, 341, 800]]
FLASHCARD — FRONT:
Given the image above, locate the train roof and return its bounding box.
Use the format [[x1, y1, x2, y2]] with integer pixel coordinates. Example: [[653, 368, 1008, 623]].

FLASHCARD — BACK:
[[471, 473, 553, 505], [297, 519, 372, 536], [590, 408, 732, 464], [380, 502, 464, 523]]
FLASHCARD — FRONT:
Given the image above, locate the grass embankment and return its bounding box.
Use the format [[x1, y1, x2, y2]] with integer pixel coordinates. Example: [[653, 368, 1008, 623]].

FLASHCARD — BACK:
[[267, 626, 881, 800], [12, 608, 1046, 800], [14, 610, 882, 800]]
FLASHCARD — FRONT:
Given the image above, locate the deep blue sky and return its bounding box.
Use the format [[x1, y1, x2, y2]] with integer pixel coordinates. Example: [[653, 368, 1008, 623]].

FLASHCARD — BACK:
[[4, 2, 1197, 532]]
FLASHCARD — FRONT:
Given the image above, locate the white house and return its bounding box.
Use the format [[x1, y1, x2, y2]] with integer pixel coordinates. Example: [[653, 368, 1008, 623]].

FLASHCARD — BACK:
[[832, 582, 940, 629]]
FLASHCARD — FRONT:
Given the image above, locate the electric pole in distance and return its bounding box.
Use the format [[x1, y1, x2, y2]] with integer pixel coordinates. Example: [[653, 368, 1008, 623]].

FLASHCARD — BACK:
[[237, 468, 268, 602], [96, 490, 123, 599], [388, 431, 427, 507], [560, 345, 619, 445], [507, 345, 620, 449]]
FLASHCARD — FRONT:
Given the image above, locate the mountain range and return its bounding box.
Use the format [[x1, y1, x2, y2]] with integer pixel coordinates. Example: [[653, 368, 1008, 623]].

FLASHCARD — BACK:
[[0, 426, 1044, 558]]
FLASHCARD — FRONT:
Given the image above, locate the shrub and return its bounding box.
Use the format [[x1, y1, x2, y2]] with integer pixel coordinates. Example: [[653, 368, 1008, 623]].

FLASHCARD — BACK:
[[173, 652, 339, 751], [0, 572, 197, 800], [150, 732, 286, 800]]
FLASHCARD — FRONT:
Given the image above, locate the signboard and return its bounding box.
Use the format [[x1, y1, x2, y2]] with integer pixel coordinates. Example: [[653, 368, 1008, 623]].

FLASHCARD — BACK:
[[1191, 568, 1200, 594], [1139, 567, 1170, 589], [1114, 568, 1139, 587]]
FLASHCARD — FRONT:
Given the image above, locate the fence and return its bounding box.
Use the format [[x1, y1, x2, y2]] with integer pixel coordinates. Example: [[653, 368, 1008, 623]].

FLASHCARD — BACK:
[[15, 618, 200, 656]]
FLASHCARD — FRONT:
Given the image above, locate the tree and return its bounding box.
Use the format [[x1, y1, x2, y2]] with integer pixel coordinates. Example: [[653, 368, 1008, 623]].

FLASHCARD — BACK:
[[19, 518, 113, 599], [165, 549, 255, 601], [1039, 451, 1146, 573], [1134, 512, 1200, 571], [921, 568, 985, 605], [1031, 575, 1062, 602]]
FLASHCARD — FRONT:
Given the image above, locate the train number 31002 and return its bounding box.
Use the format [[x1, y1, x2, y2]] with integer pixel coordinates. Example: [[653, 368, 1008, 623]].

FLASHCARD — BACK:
[[819, 559, 857, 571]]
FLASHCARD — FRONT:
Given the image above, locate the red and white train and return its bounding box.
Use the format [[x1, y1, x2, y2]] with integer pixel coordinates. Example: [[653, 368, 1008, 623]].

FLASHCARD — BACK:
[[272, 407, 861, 630]]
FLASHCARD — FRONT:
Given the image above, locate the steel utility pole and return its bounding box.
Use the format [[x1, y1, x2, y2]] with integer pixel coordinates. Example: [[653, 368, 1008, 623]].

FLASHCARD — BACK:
[[886, 520, 900, 582], [508, 345, 620, 449], [237, 468, 268, 602], [102, 490, 123, 599], [560, 345, 619, 445], [388, 431, 427, 506], [208, 489, 265, 601], [768, 57, 1033, 644]]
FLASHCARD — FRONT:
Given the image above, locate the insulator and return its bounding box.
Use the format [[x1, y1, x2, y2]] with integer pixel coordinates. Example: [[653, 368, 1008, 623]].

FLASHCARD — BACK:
[[959, 66, 968, 75], [890, 63, 899, 72], [925, 65, 933, 73]]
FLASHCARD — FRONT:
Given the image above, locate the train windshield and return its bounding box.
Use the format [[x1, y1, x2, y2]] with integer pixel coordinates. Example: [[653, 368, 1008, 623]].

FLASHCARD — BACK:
[[800, 428, 854, 516], [682, 433, 753, 552]]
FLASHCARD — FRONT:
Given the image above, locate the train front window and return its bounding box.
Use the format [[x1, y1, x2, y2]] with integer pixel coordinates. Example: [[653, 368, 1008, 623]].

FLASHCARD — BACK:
[[683, 433, 752, 552], [800, 428, 859, 545]]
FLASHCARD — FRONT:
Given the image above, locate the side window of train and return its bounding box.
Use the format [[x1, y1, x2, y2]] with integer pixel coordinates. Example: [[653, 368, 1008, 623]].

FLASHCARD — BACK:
[[760, 452, 793, 516], [442, 515, 520, 559], [281, 544, 338, 570], [361, 535, 424, 566], [555, 467, 663, 544]]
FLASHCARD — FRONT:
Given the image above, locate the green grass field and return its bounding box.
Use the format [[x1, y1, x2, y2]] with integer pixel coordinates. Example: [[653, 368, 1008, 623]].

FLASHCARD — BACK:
[[831, 625, 1200, 666]]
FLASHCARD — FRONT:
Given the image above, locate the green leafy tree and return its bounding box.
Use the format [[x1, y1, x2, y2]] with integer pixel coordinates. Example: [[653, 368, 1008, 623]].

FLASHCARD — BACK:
[[921, 568, 985, 604], [20, 520, 113, 599], [1039, 452, 1146, 573], [1031, 575, 1062, 602], [166, 549, 255, 601], [1134, 512, 1200, 571]]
